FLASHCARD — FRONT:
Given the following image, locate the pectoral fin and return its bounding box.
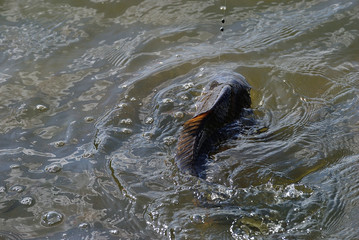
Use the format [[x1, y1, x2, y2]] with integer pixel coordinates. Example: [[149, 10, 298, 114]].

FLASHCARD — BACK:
[[175, 111, 211, 175]]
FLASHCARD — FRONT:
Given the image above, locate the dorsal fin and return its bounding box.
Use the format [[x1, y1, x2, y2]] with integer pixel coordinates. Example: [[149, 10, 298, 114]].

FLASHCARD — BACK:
[[175, 111, 211, 175]]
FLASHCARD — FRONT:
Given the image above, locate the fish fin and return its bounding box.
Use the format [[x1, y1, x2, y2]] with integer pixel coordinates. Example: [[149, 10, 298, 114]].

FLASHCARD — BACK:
[[176, 111, 212, 175]]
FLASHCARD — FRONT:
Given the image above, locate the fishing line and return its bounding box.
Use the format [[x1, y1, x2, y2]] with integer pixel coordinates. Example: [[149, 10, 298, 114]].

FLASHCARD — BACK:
[[219, 0, 227, 61]]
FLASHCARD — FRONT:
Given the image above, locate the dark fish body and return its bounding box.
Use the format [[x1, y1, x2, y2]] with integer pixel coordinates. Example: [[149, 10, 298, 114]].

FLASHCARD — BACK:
[[175, 72, 251, 177]]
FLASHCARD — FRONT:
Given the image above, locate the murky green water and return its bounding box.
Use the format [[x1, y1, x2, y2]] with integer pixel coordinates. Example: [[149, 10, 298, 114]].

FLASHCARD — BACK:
[[1, 0, 359, 239]]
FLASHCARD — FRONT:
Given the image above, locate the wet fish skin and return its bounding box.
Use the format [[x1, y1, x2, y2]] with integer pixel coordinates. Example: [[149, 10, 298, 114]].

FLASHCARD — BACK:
[[175, 72, 251, 177]]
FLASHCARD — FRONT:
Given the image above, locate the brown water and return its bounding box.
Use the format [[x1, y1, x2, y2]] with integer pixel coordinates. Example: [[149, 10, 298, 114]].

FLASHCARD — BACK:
[[1, 0, 359, 239]]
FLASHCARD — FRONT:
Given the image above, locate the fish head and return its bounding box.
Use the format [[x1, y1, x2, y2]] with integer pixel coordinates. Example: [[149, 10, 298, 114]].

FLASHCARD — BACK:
[[196, 72, 251, 114]]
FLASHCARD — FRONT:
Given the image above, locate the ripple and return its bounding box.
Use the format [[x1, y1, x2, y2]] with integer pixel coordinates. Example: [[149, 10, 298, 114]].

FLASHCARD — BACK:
[[237, 1, 353, 52], [315, 155, 359, 238], [144, 181, 319, 239], [118, 1, 215, 26], [73, 37, 138, 70], [0, 0, 106, 63], [0, 231, 23, 240]]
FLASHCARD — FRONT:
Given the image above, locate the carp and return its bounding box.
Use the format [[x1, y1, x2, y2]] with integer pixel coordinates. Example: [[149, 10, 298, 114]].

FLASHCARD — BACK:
[[175, 72, 251, 177]]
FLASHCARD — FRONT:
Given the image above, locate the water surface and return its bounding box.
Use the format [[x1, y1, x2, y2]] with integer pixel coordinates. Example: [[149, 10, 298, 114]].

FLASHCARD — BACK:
[[1, 0, 359, 239]]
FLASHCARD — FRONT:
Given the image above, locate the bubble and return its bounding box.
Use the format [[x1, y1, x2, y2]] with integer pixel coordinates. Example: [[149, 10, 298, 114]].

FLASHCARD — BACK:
[[220, 6, 226, 11], [36, 104, 48, 112], [0, 186, 6, 193], [174, 111, 184, 119], [79, 222, 89, 229], [183, 82, 194, 89], [283, 184, 303, 199], [121, 128, 133, 134], [191, 214, 204, 223], [162, 98, 174, 104], [143, 132, 153, 140], [41, 211, 63, 227], [180, 95, 189, 100], [53, 141, 66, 148], [163, 136, 176, 146], [117, 103, 128, 108], [120, 118, 133, 125], [45, 163, 62, 173], [10, 185, 25, 193], [145, 117, 154, 124], [130, 97, 137, 102], [109, 229, 119, 235], [84, 116, 95, 123], [20, 196, 34, 206]]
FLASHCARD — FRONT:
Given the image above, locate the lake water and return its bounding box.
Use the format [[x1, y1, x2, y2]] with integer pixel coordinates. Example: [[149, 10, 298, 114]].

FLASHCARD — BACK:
[[1, 0, 359, 239]]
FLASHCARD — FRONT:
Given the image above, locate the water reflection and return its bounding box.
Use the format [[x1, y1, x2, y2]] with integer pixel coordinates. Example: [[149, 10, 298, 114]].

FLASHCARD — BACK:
[[0, 0, 359, 239]]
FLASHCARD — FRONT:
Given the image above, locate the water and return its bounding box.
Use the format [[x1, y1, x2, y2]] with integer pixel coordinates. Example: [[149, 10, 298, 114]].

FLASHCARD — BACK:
[[1, 0, 359, 239]]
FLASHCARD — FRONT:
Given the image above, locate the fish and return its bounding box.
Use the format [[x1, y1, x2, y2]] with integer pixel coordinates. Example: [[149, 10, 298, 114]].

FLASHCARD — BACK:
[[175, 71, 251, 177]]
